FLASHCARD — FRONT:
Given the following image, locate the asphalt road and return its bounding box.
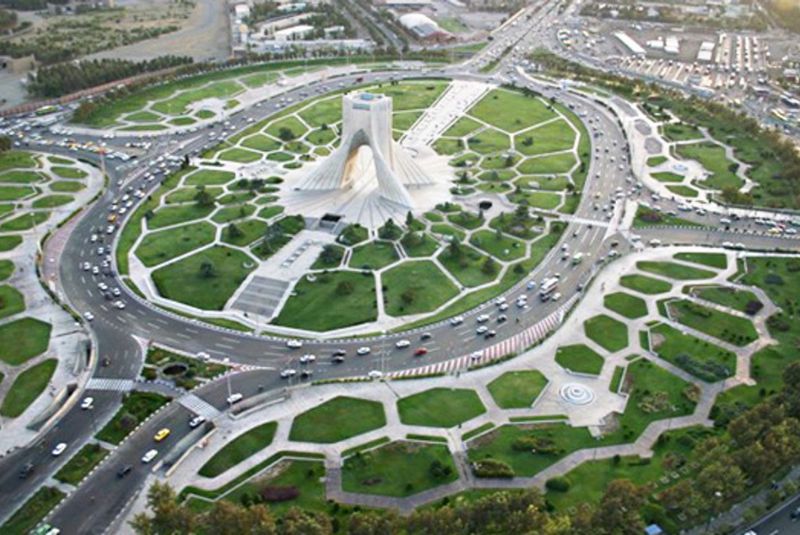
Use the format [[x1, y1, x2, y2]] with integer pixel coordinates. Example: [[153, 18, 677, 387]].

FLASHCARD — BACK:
[[2, 61, 799, 533]]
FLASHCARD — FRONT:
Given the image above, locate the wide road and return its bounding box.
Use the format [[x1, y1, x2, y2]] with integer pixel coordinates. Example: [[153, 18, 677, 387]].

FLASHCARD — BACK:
[[3, 65, 799, 533]]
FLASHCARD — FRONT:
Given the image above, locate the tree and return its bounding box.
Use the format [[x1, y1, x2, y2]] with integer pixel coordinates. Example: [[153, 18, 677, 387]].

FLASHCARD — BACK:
[[278, 127, 296, 141], [199, 260, 216, 278], [405, 211, 415, 228], [590, 479, 647, 534], [280, 507, 332, 535], [336, 280, 354, 295], [226, 223, 243, 240], [695, 461, 746, 513], [0, 136, 10, 153], [130, 482, 195, 535], [400, 288, 416, 306], [319, 244, 340, 265], [204, 501, 276, 535], [194, 186, 215, 208], [481, 256, 498, 276]]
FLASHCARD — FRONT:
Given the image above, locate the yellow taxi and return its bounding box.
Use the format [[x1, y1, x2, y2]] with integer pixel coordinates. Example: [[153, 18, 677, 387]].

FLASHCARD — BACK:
[[153, 428, 171, 442]]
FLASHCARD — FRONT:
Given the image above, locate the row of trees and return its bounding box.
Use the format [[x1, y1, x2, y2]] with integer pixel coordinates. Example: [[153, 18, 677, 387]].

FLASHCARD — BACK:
[[27, 56, 193, 98], [0, 0, 67, 10], [0, 6, 16, 31]]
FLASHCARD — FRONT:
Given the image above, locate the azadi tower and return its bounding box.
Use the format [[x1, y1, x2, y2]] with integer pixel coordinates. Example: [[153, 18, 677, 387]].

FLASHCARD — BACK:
[[297, 92, 435, 208]]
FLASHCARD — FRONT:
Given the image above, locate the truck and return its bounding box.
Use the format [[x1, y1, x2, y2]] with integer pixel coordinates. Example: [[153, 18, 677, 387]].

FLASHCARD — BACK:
[[539, 277, 559, 301]]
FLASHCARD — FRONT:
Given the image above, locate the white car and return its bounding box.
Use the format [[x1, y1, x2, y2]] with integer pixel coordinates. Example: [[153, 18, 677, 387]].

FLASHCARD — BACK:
[[114, 300, 125, 310], [280, 369, 297, 378], [356, 347, 371, 356], [450, 316, 464, 326], [112, 287, 121, 297], [368, 370, 383, 379], [286, 339, 303, 349], [476, 325, 489, 335], [80, 397, 94, 410], [141, 449, 158, 463], [299, 354, 316, 364], [51, 443, 67, 456], [395, 339, 410, 349], [476, 314, 490, 323], [82, 262, 91, 271], [83, 312, 94, 321], [98, 282, 109, 291], [226, 393, 243, 405], [189, 415, 206, 428], [91, 266, 99, 275], [90, 234, 98, 243]]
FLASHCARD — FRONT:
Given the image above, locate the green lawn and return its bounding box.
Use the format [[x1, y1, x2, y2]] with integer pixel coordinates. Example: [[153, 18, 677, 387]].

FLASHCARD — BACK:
[[649, 323, 736, 382], [619, 274, 672, 295], [51, 166, 87, 179], [555, 344, 605, 375], [382, 261, 459, 316], [400, 232, 440, 257], [342, 441, 458, 497], [470, 229, 525, 261], [0, 486, 64, 535], [152, 246, 256, 310], [0, 236, 22, 252], [0, 185, 35, 202], [584, 315, 629, 353], [349, 241, 399, 270], [666, 185, 698, 198], [0, 317, 51, 365], [32, 194, 73, 208], [134, 222, 216, 267], [0, 170, 45, 183], [469, 89, 557, 132], [633, 206, 702, 228], [666, 299, 758, 346], [211, 204, 256, 224], [218, 148, 261, 163], [438, 246, 498, 287], [690, 285, 760, 314], [662, 123, 703, 141], [674, 252, 727, 269], [487, 371, 548, 409], [647, 156, 667, 167], [604, 292, 648, 319], [0, 211, 49, 231], [651, 171, 685, 183], [184, 169, 235, 186], [0, 259, 13, 281], [50, 181, 85, 192], [372, 81, 449, 111], [0, 150, 37, 171], [637, 261, 715, 280], [514, 119, 576, 156], [517, 153, 576, 175], [289, 396, 386, 443], [0, 285, 25, 319], [443, 117, 482, 137], [397, 388, 486, 428], [241, 134, 282, 152], [298, 97, 342, 127], [274, 271, 377, 331], [147, 203, 216, 230], [0, 359, 57, 417], [466, 129, 510, 154], [54, 443, 109, 485], [96, 391, 171, 444], [221, 219, 268, 247], [199, 422, 277, 478], [675, 142, 742, 190], [468, 424, 595, 477]]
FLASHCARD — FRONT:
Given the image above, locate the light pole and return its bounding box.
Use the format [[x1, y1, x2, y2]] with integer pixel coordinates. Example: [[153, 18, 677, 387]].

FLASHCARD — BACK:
[[223, 357, 232, 401]]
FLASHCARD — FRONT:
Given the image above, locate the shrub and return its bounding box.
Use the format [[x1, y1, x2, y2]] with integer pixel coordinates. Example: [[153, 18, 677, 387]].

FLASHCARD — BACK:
[[545, 476, 570, 492], [744, 300, 763, 316], [472, 459, 514, 478], [260, 485, 300, 502]]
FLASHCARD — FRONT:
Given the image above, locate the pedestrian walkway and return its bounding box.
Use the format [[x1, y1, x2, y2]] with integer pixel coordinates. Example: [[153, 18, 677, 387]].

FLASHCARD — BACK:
[[178, 394, 221, 419], [86, 378, 135, 392]]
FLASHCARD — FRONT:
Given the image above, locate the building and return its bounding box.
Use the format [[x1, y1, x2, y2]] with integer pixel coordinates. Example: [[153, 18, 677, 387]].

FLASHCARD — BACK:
[[398, 13, 453, 43], [0, 55, 35, 75], [273, 24, 315, 41], [614, 31, 645, 56], [297, 92, 435, 208]]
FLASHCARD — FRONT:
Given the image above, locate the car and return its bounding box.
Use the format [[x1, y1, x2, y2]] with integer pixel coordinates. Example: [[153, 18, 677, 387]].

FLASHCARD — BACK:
[[356, 346, 371, 356], [497, 314, 508, 323], [112, 287, 121, 297], [395, 339, 411, 349], [414, 347, 428, 356], [141, 449, 158, 463], [299, 354, 316, 364], [450, 315, 464, 326], [332, 348, 346, 357], [368, 370, 383, 379], [82, 262, 91, 271], [551, 292, 562, 301], [476, 325, 489, 335], [420, 332, 432, 341], [477, 314, 490, 323], [51, 442, 67, 456], [98, 282, 109, 291], [526, 280, 537, 290], [18, 462, 34, 479], [791, 506, 800, 520], [80, 397, 94, 410], [114, 300, 125, 309], [286, 339, 303, 349], [83, 311, 94, 321], [332, 355, 345, 363], [117, 465, 133, 478], [226, 393, 243, 405], [91, 266, 100, 275], [189, 415, 206, 428], [300, 369, 313, 379], [280, 369, 297, 378], [484, 330, 497, 339], [469, 351, 483, 361], [154, 428, 171, 442]]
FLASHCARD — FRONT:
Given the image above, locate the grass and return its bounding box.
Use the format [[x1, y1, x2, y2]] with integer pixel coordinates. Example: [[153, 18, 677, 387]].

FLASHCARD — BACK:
[[468, 424, 595, 477], [0, 150, 37, 171], [609, 366, 625, 393], [0, 170, 45, 183], [0, 211, 49, 231], [152, 246, 256, 310], [184, 169, 235, 186], [663, 123, 703, 141], [651, 171, 685, 183], [666, 185, 698, 197], [675, 142, 741, 190], [619, 274, 672, 295], [199, 422, 277, 478], [372, 81, 449, 111], [342, 441, 458, 497], [469, 229, 525, 261], [443, 117, 482, 137], [274, 271, 377, 331], [470, 89, 557, 132], [438, 246, 498, 288], [633, 206, 702, 228], [0, 359, 57, 417], [147, 203, 215, 230], [0, 285, 25, 320], [96, 391, 171, 445], [54, 443, 109, 485], [50, 181, 85, 192], [0, 486, 64, 535], [134, 222, 216, 267], [647, 155, 667, 167], [689, 285, 760, 314], [673, 252, 727, 270], [289, 396, 386, 443], [637, 261, 715, 280], [400, 232, 439, 257], [382, 261, 459, 316], [0, 318, 51, 365], [514, 119, 576, 156], [649, 323, 737, 382], [218, 148, 261, 163], [50, 166, 87, 179], [604, 292, 648, 319], [517, 153, 576, 175], [555, 344, 605, 375], [584, 315, 629, 353], [221, 219, 268, 247], [466, 129, 510, 154], [397, 388, 486, 428], [349, 241, 398, 270], [666, 299, 758, 346], [0, 235, 22, 252], [487, 371, 548, 409], [0, 259, 13, 281]]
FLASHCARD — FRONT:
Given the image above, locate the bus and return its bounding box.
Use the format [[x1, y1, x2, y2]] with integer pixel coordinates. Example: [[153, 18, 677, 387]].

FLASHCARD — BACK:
[[539, 277, 559, 301]]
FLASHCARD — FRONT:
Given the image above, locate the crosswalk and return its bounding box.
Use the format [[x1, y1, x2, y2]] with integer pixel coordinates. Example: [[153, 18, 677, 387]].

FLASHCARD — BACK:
[[178, 393, 221, 419], [85, 378, 134, 392], [389, 298, 575, 379]]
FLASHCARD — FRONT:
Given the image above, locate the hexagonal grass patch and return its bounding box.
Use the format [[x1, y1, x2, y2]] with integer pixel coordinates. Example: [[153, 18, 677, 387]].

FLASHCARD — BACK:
[[349, 241, 399, 270], [147, 203, 216, 230], [398, 388, 486, 428], [274, 270, 377, 331], [0, 317, 51, 365], [514, 119, 575, 156], [555, 344, 605, 375], [487, 370, 548, 409], [342, 441, 458, 497], [469, 89, 557, 133], [0, 284, 25, 320], [664, 299, 758, 347], [184, 169, 236, 186], [289, 396, 386, 443], [382, 261, 458, 317], [400, 232, 439, 257], [151, 245, 256, 310], [134, 222, 216, 268], [604, 292, 648, 319], [199, 421, 277, 478], [584, 314, 629, 353], [468, 423, 594, 478], [437, 245, 499, 288], [636, 261, 715, 281], [649, 323, 736, 382], [470, 229, 525, 261], [619, 274, 672, 295]]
